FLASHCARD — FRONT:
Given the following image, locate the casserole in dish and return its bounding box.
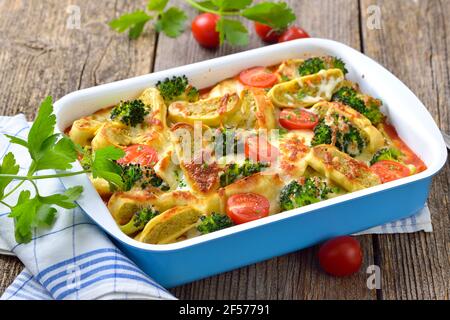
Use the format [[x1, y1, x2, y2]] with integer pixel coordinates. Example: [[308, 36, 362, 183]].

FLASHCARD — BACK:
[[55, 39, 447, 287]]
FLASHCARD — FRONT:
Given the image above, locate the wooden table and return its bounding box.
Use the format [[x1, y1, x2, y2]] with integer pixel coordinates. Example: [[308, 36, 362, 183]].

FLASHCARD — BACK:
[[0, 0, 448, 300]]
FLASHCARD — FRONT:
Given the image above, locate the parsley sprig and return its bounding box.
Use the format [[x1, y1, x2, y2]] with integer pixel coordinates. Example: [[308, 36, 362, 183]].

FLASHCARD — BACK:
[[109, 0, 296, 46], [0, 97, 126, 243]]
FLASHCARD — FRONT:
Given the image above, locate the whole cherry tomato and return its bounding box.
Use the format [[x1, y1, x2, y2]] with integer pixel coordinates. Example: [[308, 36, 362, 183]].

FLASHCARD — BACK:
[[278, 26, 310, 42], [191, 13, 220, 49], [318, 236, 363, 277], [254, 22, 282, 43]]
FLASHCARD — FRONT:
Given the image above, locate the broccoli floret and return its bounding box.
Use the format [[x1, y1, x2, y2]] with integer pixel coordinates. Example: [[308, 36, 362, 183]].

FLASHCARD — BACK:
[[280, 178, 332, 211], [110, 99, 148, 127], [156, 75, 199, 104], [298, 57, 326, 76], [370, 147, 402, 165], [298, 56, 348, 77], [215, 128, 238, 158], [330, 57, 348, 75], [336, 126, 366, 157], [311, 120, 332, 146], [120, 164, 169, 191], [120, 206, 159, 235], [219, 159, 269, 187], [197, 212, 234, 234], [79, 146, 93, 170], [332, 87, 384, 125]]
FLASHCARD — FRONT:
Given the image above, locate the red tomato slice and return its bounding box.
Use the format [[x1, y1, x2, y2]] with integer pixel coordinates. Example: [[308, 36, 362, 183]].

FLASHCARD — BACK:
[[239, 67, 278, 88], [226, 193, 270, 224], [117, 144, 158, 167], [370, 160, 411, 183], [244, 135, 279, 163], [279, 108, 319, 130], [381, 123, 427, 173], [318, 236, 363, 277]]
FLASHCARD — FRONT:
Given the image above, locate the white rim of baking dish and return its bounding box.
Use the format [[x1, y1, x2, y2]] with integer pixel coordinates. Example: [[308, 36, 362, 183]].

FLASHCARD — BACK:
[[54, 38, 448, 252]]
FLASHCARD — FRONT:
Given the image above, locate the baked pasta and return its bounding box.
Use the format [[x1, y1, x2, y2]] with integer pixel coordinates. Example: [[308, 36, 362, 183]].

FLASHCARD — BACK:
[[68, 56, 426, 244]]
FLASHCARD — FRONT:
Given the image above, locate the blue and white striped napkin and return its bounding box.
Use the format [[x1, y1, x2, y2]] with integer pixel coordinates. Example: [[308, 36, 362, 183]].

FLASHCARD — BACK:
[[0, 114, 432, 299], [0, 115, 175, 300]]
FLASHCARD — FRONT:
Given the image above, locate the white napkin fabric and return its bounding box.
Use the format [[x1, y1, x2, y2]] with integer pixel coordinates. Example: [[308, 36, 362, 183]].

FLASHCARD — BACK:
[[0, 115, 175, 300]]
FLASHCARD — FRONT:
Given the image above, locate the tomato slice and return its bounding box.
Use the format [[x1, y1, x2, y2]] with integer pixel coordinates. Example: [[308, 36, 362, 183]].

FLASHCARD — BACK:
[[381, 123, 427, 173], [279, 108, 319, 130], [244, 135, 279, 163], [226, 193, 270, 224], [117, 144, 158, 167], [238, 67, 278, 88], [370, 160, 411, 183]]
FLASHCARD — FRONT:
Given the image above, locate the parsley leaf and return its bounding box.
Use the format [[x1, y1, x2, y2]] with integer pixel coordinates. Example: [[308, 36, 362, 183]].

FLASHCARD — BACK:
[[9, 190, 38, 243], [109, 10, 152, 39], [147, 0, 169, 12], [216, 18, 249, 46], [40, 186, 83, 209], [91, 146, 125, 190], [0, 152, 19, 199], [242, 2, 296, 30], [155, 7, 187, 38]]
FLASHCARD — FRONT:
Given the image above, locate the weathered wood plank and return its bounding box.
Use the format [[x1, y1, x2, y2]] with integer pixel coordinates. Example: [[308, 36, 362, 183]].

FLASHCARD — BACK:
[[0, 0, 156, 295], [164, 0, 377, 300], [360, 0, 450, 299]]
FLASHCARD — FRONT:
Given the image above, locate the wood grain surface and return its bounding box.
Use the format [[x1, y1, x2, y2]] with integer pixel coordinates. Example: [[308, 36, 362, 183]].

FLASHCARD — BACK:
[[0, 0, 448, 300]]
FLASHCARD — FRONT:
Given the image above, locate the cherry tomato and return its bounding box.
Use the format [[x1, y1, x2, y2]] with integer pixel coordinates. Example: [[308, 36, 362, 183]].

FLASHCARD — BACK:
[[278, 26, 310, 42], [244, 135, 279, 163], [279, 108, 319, 130], [370, 160, 411, 183], [238, 67, 278, 88], [254, 22, 282, 43], [318, 236, 363, 277], [117, 144, 158, 167], [191, 13, 220, 49], [226, 193, 270, 224]]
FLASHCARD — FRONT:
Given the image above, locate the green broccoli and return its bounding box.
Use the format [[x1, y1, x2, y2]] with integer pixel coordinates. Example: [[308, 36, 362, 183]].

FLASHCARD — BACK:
[[79, 146, 93, 170], [110, 99, 148, 127], [298, 56, 348, 77], [332, 87, 384, 125], [215, 128, 238, 158], [280, 178, 332, 211], [119, 206, 160, 235], [219, 159, 269, 187], [120, 164, 169, 191], [197, 212, 234, 234], [298, 57, 326, 76], [156, 75, 199, 104], [370, 147, 402, 165], [336, 126, 366, 157], [311, 120, 332, 146]]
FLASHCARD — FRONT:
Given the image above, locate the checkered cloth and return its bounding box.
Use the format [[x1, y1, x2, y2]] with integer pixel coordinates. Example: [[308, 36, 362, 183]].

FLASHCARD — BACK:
[[0, 115, 175, 300]]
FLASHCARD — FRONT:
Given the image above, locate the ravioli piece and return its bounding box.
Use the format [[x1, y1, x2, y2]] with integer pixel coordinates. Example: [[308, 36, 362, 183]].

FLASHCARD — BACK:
[[306, 145, 381, 192], [208, 78, 245, 98], [168, 93, 241, 127], [278, 131, 311, 179], [138, 206, 203, 244], [91, 121, 131, 151], [276, 59, 304, 80], [218, 173, 284, 215], [138, 87, 168, 130], [312, 101, 385, 153], [268, 69, 344, 108], [70, 117, 103, 146], [153, 149, 179, 190]]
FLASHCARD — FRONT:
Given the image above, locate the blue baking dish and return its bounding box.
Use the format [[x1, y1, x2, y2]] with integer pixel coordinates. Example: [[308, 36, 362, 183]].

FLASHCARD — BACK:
[[55, 39, 448, 288]]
